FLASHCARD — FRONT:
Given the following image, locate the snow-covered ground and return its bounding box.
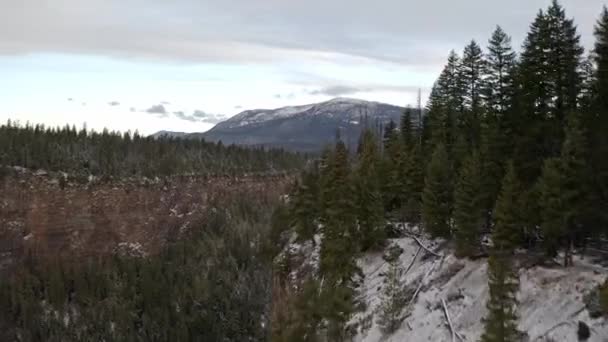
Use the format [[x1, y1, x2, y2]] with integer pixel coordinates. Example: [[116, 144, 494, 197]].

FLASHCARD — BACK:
[[351, 236, 608, 342]]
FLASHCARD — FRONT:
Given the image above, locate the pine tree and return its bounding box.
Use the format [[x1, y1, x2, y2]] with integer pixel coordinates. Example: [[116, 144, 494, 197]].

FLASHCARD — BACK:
[[479, 115, 504, 226], [319, 140, 357, 278], [559, 114, 591, 249], [354, 129, 386, 252], [402, 142, 424, 225], [591, 7, 608, 238], [462, 40, 486, 113], [539, 158, 566, 259], [292, 169, 321, 245], [401, 107, 414, 149], [518, 1, 583, 162], [382, 128, 406, 213], [481, 253, 520, 342], [376, 245, 411, 335], [485, 26, 517, 115], [318, 140, 360, 340], [422, 143, 453, 238], [492, 163, 523, 251], [426, 51, 464, 150], [453, 151, 483, 257], [482, 163, 522, 342]]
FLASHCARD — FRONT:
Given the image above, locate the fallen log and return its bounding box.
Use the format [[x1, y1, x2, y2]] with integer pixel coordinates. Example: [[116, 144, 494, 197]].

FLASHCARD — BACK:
[[404, 246, 422, 277], [411, 236, 443, 258], [442, 298, 466, 342]]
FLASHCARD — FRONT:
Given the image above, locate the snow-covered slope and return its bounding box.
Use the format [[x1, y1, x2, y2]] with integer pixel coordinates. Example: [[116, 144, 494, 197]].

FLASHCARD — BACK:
[[352, 236, 607, 342], [284, 232, 608, 341], [216, 98, 393, 130]]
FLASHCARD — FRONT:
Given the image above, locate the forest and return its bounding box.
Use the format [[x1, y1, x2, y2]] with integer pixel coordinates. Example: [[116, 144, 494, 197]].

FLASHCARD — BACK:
[[273, 1, 608, 341], [0, 187, 288, 341], [0, 121, 303, 177]]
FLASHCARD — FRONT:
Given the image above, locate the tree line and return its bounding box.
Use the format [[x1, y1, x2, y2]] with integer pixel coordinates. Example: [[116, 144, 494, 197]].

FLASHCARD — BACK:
[[276, 1, 608, 340], [0, 121, 303, 177]]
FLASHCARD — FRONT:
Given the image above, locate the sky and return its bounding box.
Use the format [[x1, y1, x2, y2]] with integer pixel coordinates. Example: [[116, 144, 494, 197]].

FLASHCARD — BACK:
[[1, 0, 606, 135]]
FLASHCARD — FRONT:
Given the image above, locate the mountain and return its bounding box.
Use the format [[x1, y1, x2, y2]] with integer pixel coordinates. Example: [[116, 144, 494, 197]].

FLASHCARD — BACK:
[[161, 98, 417, 152], [151, 130, 188, 139]]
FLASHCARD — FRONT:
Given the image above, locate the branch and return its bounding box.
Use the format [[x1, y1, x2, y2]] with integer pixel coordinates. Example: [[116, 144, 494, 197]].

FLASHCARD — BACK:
[[408, 260, 438, 307], [442, 298, 466, 342], [535, 321, 573, 341], [404, 246, 422, 277], [412, 236, 443, 257]]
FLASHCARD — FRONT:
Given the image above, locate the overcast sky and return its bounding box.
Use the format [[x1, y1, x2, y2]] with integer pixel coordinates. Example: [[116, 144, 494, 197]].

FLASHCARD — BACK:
[[1, 0, 606, 134]]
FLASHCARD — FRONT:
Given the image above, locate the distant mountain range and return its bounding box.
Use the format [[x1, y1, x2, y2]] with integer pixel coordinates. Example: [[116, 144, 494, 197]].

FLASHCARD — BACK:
[[153, 97, 419, 152]]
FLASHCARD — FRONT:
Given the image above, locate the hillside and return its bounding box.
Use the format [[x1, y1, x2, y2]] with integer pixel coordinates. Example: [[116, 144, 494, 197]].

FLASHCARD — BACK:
[[280, 232, 608, 341]]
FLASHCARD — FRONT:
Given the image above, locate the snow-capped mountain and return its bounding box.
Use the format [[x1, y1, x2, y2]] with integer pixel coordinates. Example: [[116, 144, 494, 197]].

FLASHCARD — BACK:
[[194, 97, 417, 152]]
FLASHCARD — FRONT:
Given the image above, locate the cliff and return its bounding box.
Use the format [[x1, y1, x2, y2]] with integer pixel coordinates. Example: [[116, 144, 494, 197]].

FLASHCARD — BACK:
[[0, 167, 291, 270]]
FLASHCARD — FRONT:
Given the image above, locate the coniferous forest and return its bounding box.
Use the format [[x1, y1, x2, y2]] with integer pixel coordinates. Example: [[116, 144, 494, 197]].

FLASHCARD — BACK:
[[275, 1, 608, 340], [0, 121, 303, 177], [2, 1, 608, 341]]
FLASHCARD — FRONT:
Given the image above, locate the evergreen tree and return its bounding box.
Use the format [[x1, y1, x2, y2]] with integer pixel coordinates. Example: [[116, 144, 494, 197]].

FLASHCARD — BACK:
[[480, 253, 520, 342], [460, 40, 485, 148], [426, 51, 464, 150], [292, 169, 321, 245], [591, 7, 608, 237], [318, 140, 360, 339], [376, 245, 410, 335], [354, 129, 386, 251], [517, 0, 584, 175], [538, 158, 567, 260], [492, 163, 523, 251], [402, 142, 424, 225], [559, 114, 591, 246], [382, 128, 406, 213], [479, 113, 505, 230], [482, 163, 522, 341], [401, 107, 415, 149], [485, 26, 517, 115], [462, 40, 486, 113], [453, 151, 483, 257], [422, 143, 453, 238]]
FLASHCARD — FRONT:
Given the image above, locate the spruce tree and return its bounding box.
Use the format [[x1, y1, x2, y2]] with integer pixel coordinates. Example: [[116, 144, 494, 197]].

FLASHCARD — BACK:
[[461, 40, 486, 113], [591, 7, 608, 237], [354, 129, 386, 252], [318, 140, 359, 339], [319, 140, 357, 278], [518, 1, 583, 167], [482, 163, 522, 342], [485, 26, 516, 115], [376, 245, 410, 335], [453, 151, 483, 257], [427, 51, 464, 151], [539, 158, 567, 260], [481, 253, 520, 342], [559, 114, 591, 248], [382, 128, 406, 214], [460, 40, 485, 149], [492, 163, 523, 251], [401, 107, 414, 149], [479, 112, 506, 230], [402, 142, 424, 225], [422, 143, 453, 238], [292, 169, 321, 245]]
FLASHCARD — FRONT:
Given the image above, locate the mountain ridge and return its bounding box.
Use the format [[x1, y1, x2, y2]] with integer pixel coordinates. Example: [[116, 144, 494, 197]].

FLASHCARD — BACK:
[[153, 97, 420, 152]]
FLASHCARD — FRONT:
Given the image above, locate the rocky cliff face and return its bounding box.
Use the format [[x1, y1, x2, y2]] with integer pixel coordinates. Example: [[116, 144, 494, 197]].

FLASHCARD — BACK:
[[0, 167, 291, 271]]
